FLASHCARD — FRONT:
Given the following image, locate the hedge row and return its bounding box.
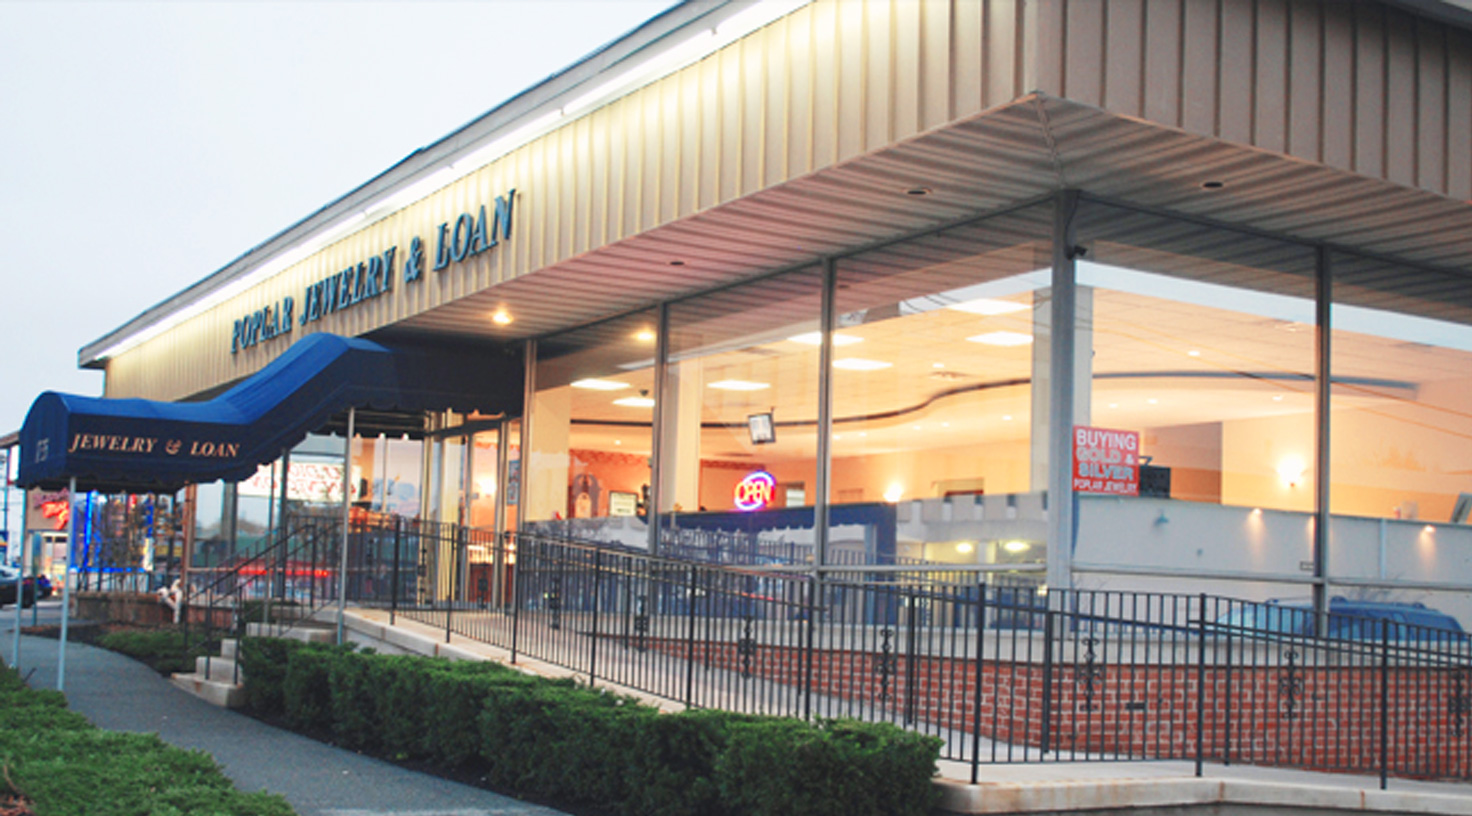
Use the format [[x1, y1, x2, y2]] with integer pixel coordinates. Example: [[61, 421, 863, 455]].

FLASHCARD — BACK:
[[0, 664, 295, 816], [238, 638, 941, 816]]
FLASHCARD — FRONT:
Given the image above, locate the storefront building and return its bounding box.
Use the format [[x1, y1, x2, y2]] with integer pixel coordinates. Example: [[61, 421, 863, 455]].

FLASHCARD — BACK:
[[32, 0, 1472, 620]]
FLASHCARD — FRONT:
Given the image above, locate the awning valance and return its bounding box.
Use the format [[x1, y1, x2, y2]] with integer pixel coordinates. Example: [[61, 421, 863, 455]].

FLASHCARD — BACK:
[[17, 334, 522, 492]]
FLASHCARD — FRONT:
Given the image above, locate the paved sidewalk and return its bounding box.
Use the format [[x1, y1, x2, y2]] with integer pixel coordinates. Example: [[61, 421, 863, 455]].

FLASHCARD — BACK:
[[2, 631, 568, 816]]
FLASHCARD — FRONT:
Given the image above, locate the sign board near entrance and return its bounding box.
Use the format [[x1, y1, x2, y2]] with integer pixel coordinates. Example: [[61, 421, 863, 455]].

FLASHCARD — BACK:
[[1072, 426, 1139, 496]]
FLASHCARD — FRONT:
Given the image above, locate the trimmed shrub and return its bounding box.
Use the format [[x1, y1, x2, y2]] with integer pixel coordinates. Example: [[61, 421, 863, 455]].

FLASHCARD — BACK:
[[716, 718, 942, 816], [237, 636, 313, 715], [242, 638, 943, 816], [96, 628, 215, 675]]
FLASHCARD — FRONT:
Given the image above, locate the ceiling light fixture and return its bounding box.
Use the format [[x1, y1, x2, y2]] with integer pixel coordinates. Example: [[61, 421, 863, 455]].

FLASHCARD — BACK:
[[613, 395, 656, 407], [788, 331, 862, 346], [832, 358, 892, 371], [948, 298, 1029, 316], [572, 379, 629, 391], [966, 331, 1033, 347], [708, 380, 770, 391], [491, 310, 513, 326]]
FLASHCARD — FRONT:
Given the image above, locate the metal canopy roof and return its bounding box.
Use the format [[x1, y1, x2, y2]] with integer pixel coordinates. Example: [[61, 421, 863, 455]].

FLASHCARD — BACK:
[[375, 94, 1472, 347]]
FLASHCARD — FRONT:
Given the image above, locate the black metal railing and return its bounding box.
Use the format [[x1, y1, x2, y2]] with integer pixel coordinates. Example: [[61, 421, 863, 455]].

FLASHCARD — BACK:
[[347, 523, 1472, 786], [181, 514, 345, 682]]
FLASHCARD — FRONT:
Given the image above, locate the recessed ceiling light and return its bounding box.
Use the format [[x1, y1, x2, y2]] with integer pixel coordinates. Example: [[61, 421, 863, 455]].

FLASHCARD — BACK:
[[1201, 180, 1225, 190], [613, 440, 621, 446], [832, 358, 892, 371], [905, 187, 932, 196], [932, 362, 945, 369], [966, 331, 1033, 347], [1002, 415, 1013, 421], [788, 331, 862, 346], [634, 329, 656, 343], [1273, 395, 1284, 401], [948, 298, 1028, 316], [1147, 398, 1159, 405], [1187, 350, 1201, 357], [669, 260, 685, 266], [491, 310, 513, 325], [708, 379, 770, 391], [956, 542, 974, 554], [572, 378, 628, 390], [1108, 403, 1119, 409], [613, 396, 656, 408]]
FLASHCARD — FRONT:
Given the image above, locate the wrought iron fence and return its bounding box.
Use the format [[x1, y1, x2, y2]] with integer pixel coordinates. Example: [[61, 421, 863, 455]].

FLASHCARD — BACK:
[[345, 523, 1472, 786]]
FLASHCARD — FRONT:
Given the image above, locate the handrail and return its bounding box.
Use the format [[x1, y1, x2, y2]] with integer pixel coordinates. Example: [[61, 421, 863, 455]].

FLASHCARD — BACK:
[[182, 514, 344, 683]]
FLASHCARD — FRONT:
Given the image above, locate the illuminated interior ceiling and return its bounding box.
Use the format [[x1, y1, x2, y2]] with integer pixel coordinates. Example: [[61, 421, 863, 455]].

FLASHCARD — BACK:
[[563, 257, 1464, 462]]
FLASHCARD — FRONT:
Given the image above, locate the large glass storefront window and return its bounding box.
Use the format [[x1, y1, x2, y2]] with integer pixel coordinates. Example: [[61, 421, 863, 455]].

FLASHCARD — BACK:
[[527, 310, 658, 546], [661, 267, 823, 562], [1071, 203, 1319, 593], [832, 206, 1052, 568], [1330, 252, 1472, 621]]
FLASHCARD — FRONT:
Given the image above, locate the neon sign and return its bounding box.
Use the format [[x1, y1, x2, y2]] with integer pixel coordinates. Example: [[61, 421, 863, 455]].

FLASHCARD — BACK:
[[733, 470, 776, 512], [39, 499, 69, 530]]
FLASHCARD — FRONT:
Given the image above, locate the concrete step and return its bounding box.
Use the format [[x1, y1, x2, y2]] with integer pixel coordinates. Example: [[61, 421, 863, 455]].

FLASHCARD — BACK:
[[245, 622, 335, 643], [219, 638, 239, 660], [194, 655, 242, 683], [170, 672, 245, 708]]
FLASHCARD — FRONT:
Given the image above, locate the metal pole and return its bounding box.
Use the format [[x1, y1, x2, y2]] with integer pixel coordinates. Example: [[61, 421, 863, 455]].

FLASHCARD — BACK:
[[11, 475, 27, 669], [1195, 592, 1207, 777], [1313, 245, 1333, 636], [492, 420, 510, 609], [589, 549, 601, 686], [1047, 191, 1081, 595], [648, 304, 669, 555], [58, 477, 75, 691], [390, 516, 401, 625], [336, 408, 355, 645], [971, 580, 986, 784], [1380, 620, 1390, 789]]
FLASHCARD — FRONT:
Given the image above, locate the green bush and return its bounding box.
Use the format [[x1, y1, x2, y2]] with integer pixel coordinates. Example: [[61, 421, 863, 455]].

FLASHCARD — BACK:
[[716, 718, 942, 816], [237, 636, 313, 714], [280, 643, 356, 733], [242, 637, 942, 816], [0, 664, 295, 816], [96, 628, 216, 675]]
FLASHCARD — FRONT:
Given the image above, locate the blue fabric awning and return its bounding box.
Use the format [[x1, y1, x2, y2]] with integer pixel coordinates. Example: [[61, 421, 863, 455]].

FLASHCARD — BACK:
[[18, 334, 522, 492]]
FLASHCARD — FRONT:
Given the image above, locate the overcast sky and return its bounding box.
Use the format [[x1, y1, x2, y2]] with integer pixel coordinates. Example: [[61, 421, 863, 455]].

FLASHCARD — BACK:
[[0, 0, 671, 539]]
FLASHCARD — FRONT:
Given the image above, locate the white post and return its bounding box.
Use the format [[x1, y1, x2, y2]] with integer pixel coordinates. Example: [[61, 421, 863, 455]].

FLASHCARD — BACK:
[[336, 408, 355, 645], [58, 477, 75, 691]]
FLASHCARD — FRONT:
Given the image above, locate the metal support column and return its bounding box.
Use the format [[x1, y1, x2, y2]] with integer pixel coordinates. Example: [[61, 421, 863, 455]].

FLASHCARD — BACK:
[[1046, 191, 1081, 594], [58, 477, 75, 691], [1313, 245, 1332, 634], [336, 407, 356, 645], [648, 303, 670, 555]]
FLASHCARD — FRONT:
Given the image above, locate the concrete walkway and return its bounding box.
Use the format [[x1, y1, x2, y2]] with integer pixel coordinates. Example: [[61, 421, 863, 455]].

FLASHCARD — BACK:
[[2, 631, 568, 816]]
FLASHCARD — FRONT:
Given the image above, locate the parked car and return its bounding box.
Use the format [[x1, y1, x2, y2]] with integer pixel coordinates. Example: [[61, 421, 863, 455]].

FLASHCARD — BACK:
[[1214, 598, 1467, 643], [0, 566, 37, 609]]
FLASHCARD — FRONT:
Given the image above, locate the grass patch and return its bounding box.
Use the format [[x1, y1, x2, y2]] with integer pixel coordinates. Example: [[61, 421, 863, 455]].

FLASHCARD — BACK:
[[0, 663, 296, 816]]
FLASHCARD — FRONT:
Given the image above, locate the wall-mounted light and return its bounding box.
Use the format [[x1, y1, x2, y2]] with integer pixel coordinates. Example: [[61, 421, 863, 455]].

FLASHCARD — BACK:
[[1277, 455, 1307, 488], [883, 483, 904, 503], [956, 542, 974, 554]]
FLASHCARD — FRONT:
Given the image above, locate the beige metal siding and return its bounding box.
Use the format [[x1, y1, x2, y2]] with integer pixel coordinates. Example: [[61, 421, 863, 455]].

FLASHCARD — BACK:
[[1047, 0, 1472, 200], [100, 0, 1471, 406], [103, 0, 1042, 402]]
